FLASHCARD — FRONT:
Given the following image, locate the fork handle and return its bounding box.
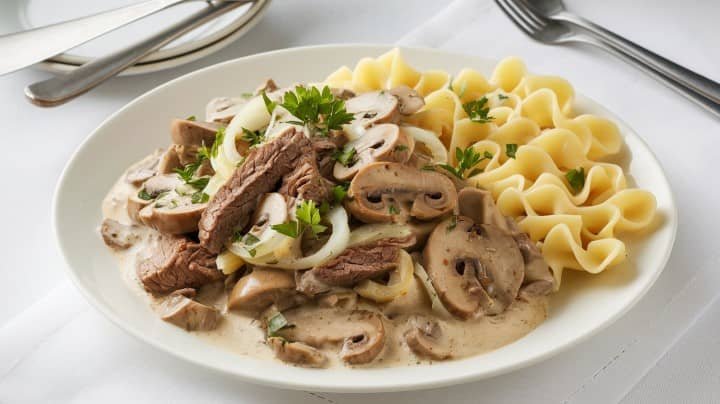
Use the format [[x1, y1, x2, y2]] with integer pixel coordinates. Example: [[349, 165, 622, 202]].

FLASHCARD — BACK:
[[574, 33, 720, 118], [555, 11, 720, 104], [0, 0, 188, 76]]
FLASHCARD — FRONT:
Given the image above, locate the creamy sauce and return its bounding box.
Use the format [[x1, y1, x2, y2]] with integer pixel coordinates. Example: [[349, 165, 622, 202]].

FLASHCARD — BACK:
[[102, 162, 549, 369]]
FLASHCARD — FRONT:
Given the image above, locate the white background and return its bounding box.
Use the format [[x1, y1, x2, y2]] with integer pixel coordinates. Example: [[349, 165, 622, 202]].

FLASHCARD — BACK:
[[1, 0, 719, 402]]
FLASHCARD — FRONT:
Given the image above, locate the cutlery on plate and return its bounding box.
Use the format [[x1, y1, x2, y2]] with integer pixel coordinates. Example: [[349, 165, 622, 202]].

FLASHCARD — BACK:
[[495, 0, 720, 118], [525, 0, 720, 104], [0, 0, 251, 76], [25, 0, 253, 107]]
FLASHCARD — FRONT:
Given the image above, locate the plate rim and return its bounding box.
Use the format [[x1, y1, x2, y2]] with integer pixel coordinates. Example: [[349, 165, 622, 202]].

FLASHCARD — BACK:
[[35, 0, 270, 76], [52, 43, 679, 392]]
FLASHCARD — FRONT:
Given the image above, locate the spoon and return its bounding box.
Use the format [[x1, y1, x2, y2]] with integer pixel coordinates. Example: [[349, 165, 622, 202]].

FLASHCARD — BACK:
[[0, 0, 250, 76], [25, 0, 258, 107]]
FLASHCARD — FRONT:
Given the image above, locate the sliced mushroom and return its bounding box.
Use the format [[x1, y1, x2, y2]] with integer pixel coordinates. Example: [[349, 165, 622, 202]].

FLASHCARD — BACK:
[[330, 87, 356, 100], [346, 162, 457, 224], [345, 90, 399, 128], [388, 86, 425, 115], [159, 290, 221, 331], [100, 218, 140, 250], [254, 78, 279, 95], [404, 316, 452, 360], [158, 144, 214, 176], [423, 216, 525, 319], [127, 174, 182, 223], [333, 124, 414, 181], [457, 187, 511, 231], [267, 337, 328, 368], [206, 96, 248, 124], [170, 118, 221, 147], [317, 290, 358, 309], [277, 307, 385, 365], [125, 149, 162, 186], [228, 268, 301, 312], [138, 181, 207, 235]]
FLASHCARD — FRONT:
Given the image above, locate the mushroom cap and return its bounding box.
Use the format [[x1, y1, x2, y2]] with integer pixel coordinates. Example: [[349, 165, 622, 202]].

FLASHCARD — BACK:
[[278, 307, 385, 365], [139, 201, 206, 235], [100, 218, 140, 250], [388, 86, 425, 115], [206, 96, 248, 124], [423, 216, 525, 319], [346, 162, 457, 224], [170, 119, 221, 147], [267, 337, 328, 368], [333, 124, 414, 181], [404, 316, 452, 360], [125, 149, 162, 186], [159, 292, 221, 331], [228, 268, 298, 312], [345, 90, 399, 128]]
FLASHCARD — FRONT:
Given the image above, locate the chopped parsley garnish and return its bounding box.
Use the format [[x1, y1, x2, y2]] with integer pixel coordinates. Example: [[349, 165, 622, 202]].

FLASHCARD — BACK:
[[262, 91, 277, 114], [271, 200, 327, 239], [566, 167, 586, 193], [331, 183, 349, 204], [394, 144, 409, 152], [389, 205, 400, 215], [197, 143, 211, 161], [241, 127, 265, 147], [186, 115, 196, 121], [421, 164, 436, 171], [438, 147, 493, 179], [243, 233, 260, 245], [447, 215, 458, 232], [462, 96, 493, 123], [276, 86, 354, 136], [267, 312, 292, 337], [332, 146, 357, 167], [246, 248, 257, 257], [210, 127, 225, 158], [137, 189, 153, 201], [191, 191, 209, 204], [506, 143, 518, 159], [498, 93, 509, 101]]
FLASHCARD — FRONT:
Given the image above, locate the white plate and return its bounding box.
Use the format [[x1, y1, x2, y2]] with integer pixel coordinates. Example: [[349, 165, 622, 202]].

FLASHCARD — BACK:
[[0, 0, 270, 75], [53, 45, 678, 392]]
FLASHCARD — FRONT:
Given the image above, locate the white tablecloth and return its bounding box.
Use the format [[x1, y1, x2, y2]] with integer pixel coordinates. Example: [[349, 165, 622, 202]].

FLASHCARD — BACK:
[[1, 0, 719, 402]]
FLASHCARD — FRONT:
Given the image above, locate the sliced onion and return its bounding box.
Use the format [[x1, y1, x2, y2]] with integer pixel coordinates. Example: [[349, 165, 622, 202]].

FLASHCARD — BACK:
[[242, 206, 350, 270], [227, 193, 290, 260], [342, 121, 367, 141], [355, 250, 414, 303], [223, 95, 271, 163], [401, 125, 448, 163], [202, 172, 227, 198], [348, 223, 413, 247], [414, 261, 453, 318], [216, 250, 245, 275]]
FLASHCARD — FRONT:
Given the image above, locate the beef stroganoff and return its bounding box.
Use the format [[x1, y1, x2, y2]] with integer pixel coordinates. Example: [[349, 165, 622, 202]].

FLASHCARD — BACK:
[[100, 49, 657, 368]]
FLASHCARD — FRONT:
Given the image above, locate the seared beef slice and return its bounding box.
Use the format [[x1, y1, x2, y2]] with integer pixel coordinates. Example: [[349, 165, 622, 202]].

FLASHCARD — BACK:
[[198, 128, 312, 253], [137, 233, 223, 294]]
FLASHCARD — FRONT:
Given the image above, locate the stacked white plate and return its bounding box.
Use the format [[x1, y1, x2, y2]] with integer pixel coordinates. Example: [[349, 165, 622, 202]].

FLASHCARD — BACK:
[[0, 0, 271, 75]]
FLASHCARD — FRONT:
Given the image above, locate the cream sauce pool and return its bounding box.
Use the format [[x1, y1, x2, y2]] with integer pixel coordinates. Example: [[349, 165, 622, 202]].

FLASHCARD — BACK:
[[102, 164, 549, 369]]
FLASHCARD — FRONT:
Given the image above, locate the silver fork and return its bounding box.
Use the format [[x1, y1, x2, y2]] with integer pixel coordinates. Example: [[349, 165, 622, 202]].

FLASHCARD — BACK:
[[495, 0, 720, 118]]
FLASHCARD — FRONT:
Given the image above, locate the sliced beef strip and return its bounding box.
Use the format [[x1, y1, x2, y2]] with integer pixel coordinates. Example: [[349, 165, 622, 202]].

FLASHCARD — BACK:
[[312, 135, 344, 178], [310, 237, 414, 287], [278, 152, 330, 204], [100, 218, 140, 250], [137, 232, 223, 294], [199, 128, 312, 253], [159, 289, 221, 331]]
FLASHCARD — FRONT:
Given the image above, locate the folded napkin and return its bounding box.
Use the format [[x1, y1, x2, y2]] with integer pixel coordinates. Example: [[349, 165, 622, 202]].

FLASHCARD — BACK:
[[3, 0, 719, 402]]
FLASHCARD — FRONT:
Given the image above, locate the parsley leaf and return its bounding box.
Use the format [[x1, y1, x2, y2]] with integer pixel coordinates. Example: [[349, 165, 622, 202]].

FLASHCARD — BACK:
[[187, 176, 209, 190], [394, 144, 409, 152], [439, 147, 493, 179], [262, 91, 277, 114], [191, 191, 209, 204], [186, 115, 196, 121], [279, 85, 353, 136], [506, 143, 518, 159], [174, 164, 198, 183], [244, 233, 260, 245], [463, 96, 494, 123], [389, 205, 400, 215], [137, 189, 153, 201], [267, 312, 292, 337], [211, 127, 225, 158], [566, 167, 586, 193], [271, 221, 300, 238], [332, 146, 357, 167], [241, 127, 265, 147], [331, 183, 349, 204], [197, 143, 211, 162], [498, 93, 509, 101]]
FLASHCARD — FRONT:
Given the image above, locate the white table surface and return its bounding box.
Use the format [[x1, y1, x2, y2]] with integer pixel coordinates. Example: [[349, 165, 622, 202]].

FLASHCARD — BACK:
[[1, 0, 719, 403]]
